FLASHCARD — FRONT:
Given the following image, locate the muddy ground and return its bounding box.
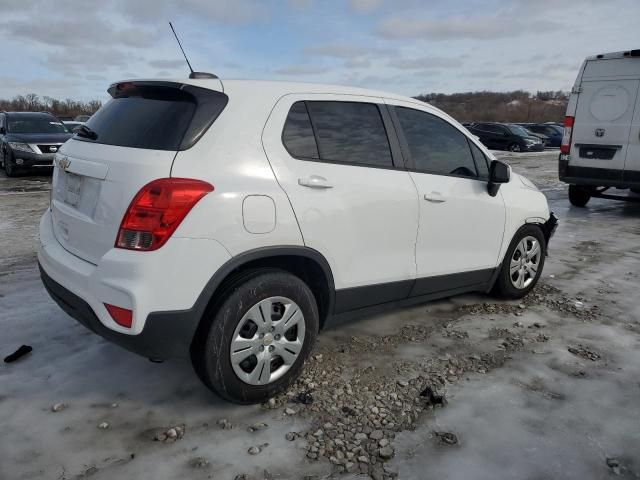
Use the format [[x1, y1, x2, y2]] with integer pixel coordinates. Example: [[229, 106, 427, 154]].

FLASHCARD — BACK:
[[1, 151, 639, 480]]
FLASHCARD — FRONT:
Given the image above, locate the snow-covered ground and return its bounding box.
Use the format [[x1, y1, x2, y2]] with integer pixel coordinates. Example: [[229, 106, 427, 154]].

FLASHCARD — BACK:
[[1, 153, 639, 479]]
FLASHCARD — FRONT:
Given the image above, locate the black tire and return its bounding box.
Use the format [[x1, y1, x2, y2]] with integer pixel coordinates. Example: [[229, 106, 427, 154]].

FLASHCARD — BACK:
[[631, 188, 640, 194], [4, 150, 18, 177], [192, 269, 319, 404], [492, 225, 546, 299], [508, 143, 521, 152], [568, 184, 591, 207]]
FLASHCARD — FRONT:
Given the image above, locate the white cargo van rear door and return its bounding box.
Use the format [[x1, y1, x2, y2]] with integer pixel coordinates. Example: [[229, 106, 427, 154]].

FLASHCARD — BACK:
[[624, 76, 640, 184], [572, 77, 639, 178]]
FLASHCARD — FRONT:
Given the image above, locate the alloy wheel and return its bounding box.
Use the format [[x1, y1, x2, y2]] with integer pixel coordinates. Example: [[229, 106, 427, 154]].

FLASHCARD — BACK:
[[509, 235, 541, 289]]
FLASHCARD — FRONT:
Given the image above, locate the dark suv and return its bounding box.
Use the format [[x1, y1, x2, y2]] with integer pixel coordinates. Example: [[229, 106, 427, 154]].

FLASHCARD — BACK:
[[0, 112, 73, 176], [467, 122, 544, 152]]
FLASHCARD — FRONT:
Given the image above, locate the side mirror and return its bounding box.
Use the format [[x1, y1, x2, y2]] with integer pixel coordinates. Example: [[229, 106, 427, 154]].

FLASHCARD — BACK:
[[488, 160, 510, 197]]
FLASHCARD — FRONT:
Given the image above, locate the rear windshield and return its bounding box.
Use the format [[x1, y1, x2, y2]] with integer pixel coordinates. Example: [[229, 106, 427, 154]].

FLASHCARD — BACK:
[[8, 116, 69, 134], [79, 83, 228, 151]]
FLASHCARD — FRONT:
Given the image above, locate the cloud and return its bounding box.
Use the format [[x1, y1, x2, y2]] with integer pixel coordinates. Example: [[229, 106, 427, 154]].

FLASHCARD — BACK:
[[305, 43, 394, 59], [148, 59, 187, 69], [344, 58, 372, 69], [0, 17, 160, 48], [350, 0, 384, 14], [388, 55, 462, 70], [115, 0, 269, 25], [288, 0, 313, 9], [275, 65, 329, 75], [377, 15, 560, 40]]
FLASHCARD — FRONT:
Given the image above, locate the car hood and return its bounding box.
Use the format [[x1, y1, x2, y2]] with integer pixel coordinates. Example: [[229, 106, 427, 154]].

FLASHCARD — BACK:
[[6, 133, 73, 144]]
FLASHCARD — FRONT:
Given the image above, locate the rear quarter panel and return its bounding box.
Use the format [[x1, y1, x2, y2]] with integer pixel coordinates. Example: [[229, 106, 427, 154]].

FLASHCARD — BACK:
[[170, 88, 304, 255]]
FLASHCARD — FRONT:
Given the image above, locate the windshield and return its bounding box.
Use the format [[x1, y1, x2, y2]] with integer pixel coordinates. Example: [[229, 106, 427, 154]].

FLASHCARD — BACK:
[[508, 125, 532, 137], [8, 117, 69, 134]]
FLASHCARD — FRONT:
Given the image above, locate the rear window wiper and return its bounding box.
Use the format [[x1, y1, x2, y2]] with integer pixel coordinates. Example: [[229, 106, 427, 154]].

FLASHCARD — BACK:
[[76, 124, 98, 140]]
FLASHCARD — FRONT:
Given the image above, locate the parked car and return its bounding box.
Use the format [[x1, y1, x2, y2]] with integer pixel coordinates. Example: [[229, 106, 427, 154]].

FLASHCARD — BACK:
[[467, 122, 544, 152], [560, 49, 640, 206], [518, 123, 563, 147], [513, 124, 550, 146], [0, 111, 73, 176], [38, 78, 557, 403]]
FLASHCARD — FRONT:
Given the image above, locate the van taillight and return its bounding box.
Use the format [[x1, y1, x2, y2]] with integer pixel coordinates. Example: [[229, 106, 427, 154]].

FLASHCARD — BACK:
[[560, 116, 574, 154], [116, 178, 213, 251]]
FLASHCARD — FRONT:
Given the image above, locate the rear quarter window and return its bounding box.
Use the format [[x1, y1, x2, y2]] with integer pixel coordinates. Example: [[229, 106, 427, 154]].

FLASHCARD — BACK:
[[282, 100, 393, 168], [79, 84, 227, 151]]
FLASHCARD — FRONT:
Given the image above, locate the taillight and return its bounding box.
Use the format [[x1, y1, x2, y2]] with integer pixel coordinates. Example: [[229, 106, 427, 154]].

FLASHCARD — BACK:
[[116, 178, 213, 251], [105, 303, 133, 328], [560, 116, 574, 154]]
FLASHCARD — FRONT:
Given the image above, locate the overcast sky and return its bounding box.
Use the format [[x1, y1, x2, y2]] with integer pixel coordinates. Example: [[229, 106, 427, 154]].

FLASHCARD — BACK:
[[1, 0, 639, 101]]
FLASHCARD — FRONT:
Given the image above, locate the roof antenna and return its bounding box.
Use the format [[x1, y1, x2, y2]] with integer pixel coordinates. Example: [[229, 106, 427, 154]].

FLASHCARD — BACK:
[[169, 22, 218, 79]]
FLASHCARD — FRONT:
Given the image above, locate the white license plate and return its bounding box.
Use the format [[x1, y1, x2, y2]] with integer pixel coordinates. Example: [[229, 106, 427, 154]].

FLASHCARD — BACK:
[[64, 173, 82, 207]]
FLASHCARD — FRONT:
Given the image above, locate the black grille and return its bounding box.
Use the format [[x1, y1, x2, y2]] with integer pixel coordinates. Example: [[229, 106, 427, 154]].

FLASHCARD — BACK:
[[38, 144, 62, 154]]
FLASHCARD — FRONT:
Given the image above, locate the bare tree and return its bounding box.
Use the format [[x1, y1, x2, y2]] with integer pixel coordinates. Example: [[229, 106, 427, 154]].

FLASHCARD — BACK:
[[0, 94, 102, 119]]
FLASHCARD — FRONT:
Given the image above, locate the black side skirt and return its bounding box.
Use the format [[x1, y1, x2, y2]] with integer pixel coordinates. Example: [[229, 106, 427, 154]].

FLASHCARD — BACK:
[[328, 267, 497, 327]]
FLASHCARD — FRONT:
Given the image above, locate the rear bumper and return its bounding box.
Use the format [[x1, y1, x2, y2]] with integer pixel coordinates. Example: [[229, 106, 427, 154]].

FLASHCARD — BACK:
[[38, 209, 232, 359], [559, 155, 640, 188], [39, 264, 200, 359]]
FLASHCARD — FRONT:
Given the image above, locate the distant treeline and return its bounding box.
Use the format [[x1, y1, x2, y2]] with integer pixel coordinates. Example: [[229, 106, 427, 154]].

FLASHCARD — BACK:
[[0, 94, 102, 119], [414, 90, 569, 123], [1, 90, 568, 124]]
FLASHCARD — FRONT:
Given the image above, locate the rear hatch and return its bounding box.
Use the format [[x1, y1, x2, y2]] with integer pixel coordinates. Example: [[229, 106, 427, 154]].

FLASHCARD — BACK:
[[571, 60, 640, 176], [50, 80, 228, 264]]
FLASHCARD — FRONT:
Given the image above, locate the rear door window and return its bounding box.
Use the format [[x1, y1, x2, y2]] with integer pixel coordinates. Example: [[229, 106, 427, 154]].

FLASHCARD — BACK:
[[80, 83, 227, 151], [305, 101, 393, 168], [395, 107, 478, 178], [282, 101, 319, 159]]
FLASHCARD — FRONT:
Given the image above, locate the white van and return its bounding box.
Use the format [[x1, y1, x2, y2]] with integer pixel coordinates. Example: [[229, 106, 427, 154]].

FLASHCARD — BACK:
[[560, 49, 640, 206]]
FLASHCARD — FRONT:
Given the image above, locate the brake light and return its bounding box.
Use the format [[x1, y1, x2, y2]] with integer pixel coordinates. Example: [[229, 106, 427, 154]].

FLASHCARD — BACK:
[[116, 178, 213, 251], [560, 116, 574, 154], [105, 303, 133, 328]]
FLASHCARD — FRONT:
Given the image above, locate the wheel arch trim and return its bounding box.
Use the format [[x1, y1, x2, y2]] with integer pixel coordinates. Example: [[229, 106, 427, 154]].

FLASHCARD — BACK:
[[190, 245, 336, 333]]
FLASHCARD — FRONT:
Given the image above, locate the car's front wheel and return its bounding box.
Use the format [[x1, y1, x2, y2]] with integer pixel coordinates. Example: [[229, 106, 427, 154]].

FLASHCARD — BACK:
[[493, 225, 546, 299], [3, 150, 18, 177], [508, 143, 521, 152], [193, 269, 318, 404]]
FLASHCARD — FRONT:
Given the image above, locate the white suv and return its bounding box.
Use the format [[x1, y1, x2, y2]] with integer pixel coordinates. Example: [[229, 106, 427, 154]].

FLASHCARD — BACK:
[[38, 78, 557, 403]]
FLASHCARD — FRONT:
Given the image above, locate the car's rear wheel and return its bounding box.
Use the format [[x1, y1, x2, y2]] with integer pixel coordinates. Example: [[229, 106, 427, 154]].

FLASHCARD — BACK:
[[568, 184, 591, 207], [508, 143, 521, 152], [493, 225, 546, 299], [192, 269, 318, 404]]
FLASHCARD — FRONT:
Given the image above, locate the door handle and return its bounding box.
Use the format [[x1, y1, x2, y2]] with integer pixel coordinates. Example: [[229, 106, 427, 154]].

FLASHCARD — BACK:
[[424, 192, 446, 203], [298, 175, 333, 189]]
